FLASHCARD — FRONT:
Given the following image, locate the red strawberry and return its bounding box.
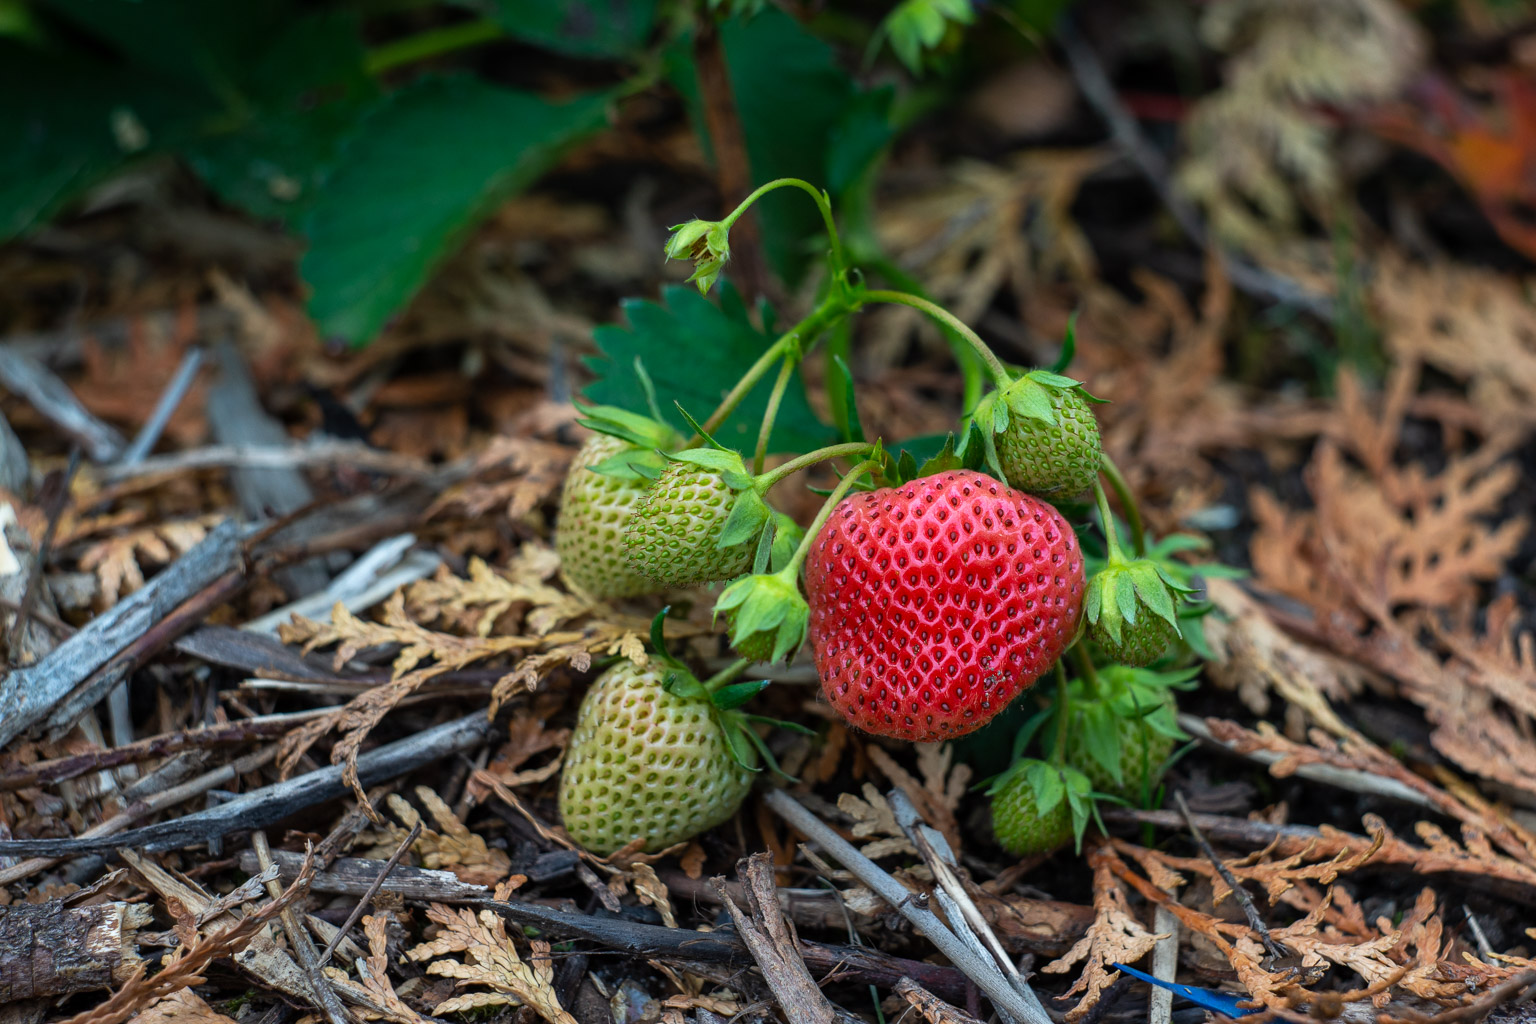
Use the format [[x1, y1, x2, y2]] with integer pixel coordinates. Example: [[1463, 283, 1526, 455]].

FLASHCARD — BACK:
[[804, 470, 1085, 742]]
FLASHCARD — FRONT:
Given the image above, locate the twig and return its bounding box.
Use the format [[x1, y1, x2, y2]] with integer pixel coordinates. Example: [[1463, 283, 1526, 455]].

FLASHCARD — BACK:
[[5, 447, 79, 656], [0, 346, 125, 460], [1149, 893, 1181, 1024], [0, 518, 242, 747], [242, 538, 439, 635], [1178, 714, 1438, 811], [1173, 791, 1289, 963], [712, 854, 836, 1024], [317, 820, 421, 969], [0, 712, 495, 857], [764, 788, 1052, 1024], [118, 346, 206, 466], [252, 832, 355, 1024], [888, 788, 1039, 1024], [1054, 20, 1332, 319], [471, 895, 976, 1003], [897, 978, 988, 1024]]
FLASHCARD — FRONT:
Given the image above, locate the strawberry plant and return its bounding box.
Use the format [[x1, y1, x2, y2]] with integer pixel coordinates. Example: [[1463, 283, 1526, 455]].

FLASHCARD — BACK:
[[555, 171, 1230, 856]]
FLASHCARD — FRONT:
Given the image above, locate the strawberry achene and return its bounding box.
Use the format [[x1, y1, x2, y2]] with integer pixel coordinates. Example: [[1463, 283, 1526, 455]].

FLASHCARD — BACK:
[[804, 470, 1084, 742]]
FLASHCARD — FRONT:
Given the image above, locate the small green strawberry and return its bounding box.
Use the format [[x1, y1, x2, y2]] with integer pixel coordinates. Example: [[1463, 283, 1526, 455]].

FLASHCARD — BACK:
[[624, 447, 763, 587], [557, 429, 668, 601], [979, 371, 1104, 498], [1085, 483, 1193, 667], [988, 759, 1093, 856], [559, 611, 807, 855]]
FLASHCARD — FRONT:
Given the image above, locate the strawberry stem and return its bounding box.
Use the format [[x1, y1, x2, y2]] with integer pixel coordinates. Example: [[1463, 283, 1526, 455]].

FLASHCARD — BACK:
[[858, 290, 1013, 389], [755, 441, 876, 491], [702, 657, 752, 695], [1099, 454, 1146, 558], [780, 459, 882, 577], [1049, 661, 1072, 767], [1092, 479, 1128, 566], [1070, 643, 1102, 701], [753, 353, 797, 475], [693, 298, 849, 444], [721, 177, 846, 275]]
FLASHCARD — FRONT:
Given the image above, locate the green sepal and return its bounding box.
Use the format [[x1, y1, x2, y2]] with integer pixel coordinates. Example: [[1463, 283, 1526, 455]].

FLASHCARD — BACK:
[[574, 402, 676, 450], [587, 447, 668, 482], [714, 570, 810, 663], [1048, 312, 1078, 374], [648, 607, 697, 689], [713, 679, 769, 711], [719, 489, 772, 549], [915, 432, 963, 477], [717, 712, 763, 773], [1078, 699, 1124, 787], [830, 353, 865, 444], [672, 401, 725, 450], [768, 513, 804, 572], [1129, 564, 1182, 629], [668, 447, 749, 477]]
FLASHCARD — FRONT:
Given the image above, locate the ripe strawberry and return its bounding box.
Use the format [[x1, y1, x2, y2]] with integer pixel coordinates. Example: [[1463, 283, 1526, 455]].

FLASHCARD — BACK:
[[989, 760, 1090, 856], [987, 372, 1103, 498], [625, 449, 759, 588], [559, 660, 755, 855], [804, 470, 1085, 742], [556, 433, 664, 600]]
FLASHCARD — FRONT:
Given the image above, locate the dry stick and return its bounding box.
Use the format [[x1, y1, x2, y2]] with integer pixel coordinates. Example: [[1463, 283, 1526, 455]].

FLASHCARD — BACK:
[[888, 789, 1037, 1024], [764, 789, 1052, 1024], [0, 745, 278, 886], [1148, 895, 1181, 1024], [0, 346, 125, 459], [712, 854, 836, 1024], [1054, 20, 1332, 319], [5, 447, 79, 656], [252, 832, 355, 1024], [897, 979, 987, 1024], [98, 440, 441, 483], [1173, 791, 1289, 963], [316, 820, 421, 969]]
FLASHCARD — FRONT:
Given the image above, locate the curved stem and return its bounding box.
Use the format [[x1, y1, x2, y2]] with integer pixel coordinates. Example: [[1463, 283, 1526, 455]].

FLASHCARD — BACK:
[[721, 177, 845, 273], [753, 355, 796, 474], [1050, 661, 1072, 767], [702, 657, 752, 694], [1092, 479, 1126, 565], [782, 460, 881, 577], [756, 442, 876, 491], [1099, 454, 1146, 558], [859, 290, 1012, 389], [1070, 643, 1102, 701], [693, 299, 849, 445]]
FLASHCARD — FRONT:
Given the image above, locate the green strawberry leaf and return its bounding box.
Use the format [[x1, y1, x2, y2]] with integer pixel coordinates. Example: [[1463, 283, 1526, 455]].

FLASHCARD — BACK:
[[713, 679, 769, 711], [586, 284, 832, 454], [575, 402, 677, 450], [879, 0, 974, 73], [1025, 760, 1065, 816], [302, 76, 609, 345], [1078, 700, 1123, 786]]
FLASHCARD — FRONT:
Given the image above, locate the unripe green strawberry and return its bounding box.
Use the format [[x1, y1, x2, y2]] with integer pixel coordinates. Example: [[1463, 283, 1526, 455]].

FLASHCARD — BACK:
[[557, 434, 662, 600], [1084, 557, 1189, 668], [715, 569, 808, 664], [993, 376, 1102, 498], [625, 449, 759, 588], [989, 759, 1089, 856], [559, 660, 754, 855], [1093, 611, 1180, 667], [1070, 696, 1177, 798]]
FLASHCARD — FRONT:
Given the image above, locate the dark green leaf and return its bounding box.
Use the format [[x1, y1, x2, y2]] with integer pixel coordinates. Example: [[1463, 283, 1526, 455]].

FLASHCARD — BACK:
[[301, 76, 608, 345], [585, 284, 831, 453], [829, 354, 865, 444]]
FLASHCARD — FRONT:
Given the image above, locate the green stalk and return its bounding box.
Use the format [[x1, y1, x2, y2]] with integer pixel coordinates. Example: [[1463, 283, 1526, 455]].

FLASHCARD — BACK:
[[1050, 661, 1072, 767], [1070, 643, 1102, 701], [721, 177, 846, 274], [859, 290, 1013, 389], [366, 18, 502, 75], [1099, 454, 1146, 558], [781, 460, 881, 576], [753, 354, 797, 475], [756, 442, 876, 490], [693, 298, 848, 444], [1092, 479, 1127, 566], [702, 657, 752, 695]]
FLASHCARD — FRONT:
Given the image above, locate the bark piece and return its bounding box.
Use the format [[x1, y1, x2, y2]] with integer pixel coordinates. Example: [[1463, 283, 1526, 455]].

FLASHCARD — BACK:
[[710, 854, 834, 1024], [0, 900, 153, 1000]]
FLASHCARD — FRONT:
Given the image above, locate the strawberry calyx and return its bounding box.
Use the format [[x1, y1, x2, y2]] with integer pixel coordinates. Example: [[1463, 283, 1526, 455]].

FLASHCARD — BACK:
[[646, 608, 808, 779], [576, 401, 679, 482], [715, 568, 809, 664], [986, 756, 1097, 853], [1085, 479, 1192, 662], [663, 218, 731, 294], [1051, 663, 1194, 791]]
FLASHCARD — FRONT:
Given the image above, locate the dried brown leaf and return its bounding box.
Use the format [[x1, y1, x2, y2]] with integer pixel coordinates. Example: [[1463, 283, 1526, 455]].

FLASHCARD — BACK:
[[406, 902, 577, 1023]]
